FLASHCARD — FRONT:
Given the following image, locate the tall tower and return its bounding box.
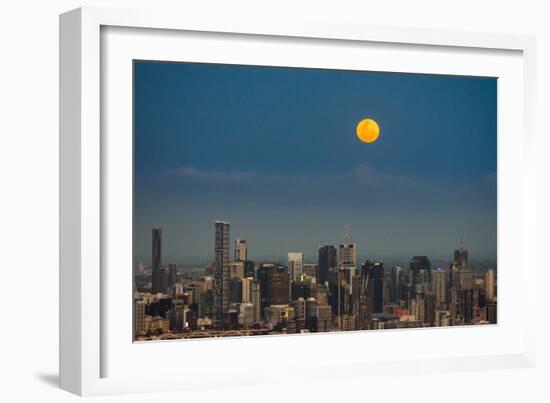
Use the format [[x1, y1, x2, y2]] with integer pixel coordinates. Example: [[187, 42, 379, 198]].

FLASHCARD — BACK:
[[432, 267, 447, 309], [318, 245, 336, 286], [234, 239, 247, 262], [368, 262, 385, 314], [390, 266, 403, 304], [338, 243, 356, 267], [454, 239, 468, 271], [214, 220, 230, 325], [339, 226, 356, 269], [250, 280, 261, 323], [485, 269, 496, 302], [288, 252, 304, 281], [151, 227, 165, 294], [410, 256, 432, 287]]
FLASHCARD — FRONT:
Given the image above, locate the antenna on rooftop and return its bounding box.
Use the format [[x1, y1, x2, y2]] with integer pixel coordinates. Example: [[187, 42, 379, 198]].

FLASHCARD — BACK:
[[344, 224, 350, 243]]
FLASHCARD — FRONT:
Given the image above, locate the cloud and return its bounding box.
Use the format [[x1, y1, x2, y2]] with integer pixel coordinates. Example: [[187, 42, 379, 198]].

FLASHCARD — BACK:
[[165, 166, 257, 183], [163, 163, 413, 189], [351, 163, 414, 187]]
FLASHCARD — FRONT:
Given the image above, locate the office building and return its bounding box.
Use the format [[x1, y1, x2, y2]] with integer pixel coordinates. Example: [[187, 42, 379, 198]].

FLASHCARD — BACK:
[[339, 243, 357, 269], [318, 245, 337, 286], [389, 266, 402, 304], [485, 269, 496, 302], [168, 263, 178, 288], [410, 256, 432, 286], [230, 261, 245, 279], [288, 252, 304, 281], [242, 276, 253, 303], [303, 263, 318, 282], [432, 267, 447, 308], [151, 227, 165, 294], [239, 303, 255, 328], [454, 241, 469, 271], [368, 261, 385, 314], [214, 220, 230, 324], [235, 239, 247, 261], [250, 279, 261, 323]]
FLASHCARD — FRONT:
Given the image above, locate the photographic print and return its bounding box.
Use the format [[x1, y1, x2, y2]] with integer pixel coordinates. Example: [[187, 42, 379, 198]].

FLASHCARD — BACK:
[[133, 61, 497, 341]]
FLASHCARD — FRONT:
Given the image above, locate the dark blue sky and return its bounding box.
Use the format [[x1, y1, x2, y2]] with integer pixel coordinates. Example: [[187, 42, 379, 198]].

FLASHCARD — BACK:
[[134, 61, 497, 266]]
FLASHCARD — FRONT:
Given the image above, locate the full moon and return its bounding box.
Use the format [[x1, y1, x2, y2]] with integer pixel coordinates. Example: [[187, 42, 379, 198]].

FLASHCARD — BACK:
[[356, 118, 380, 144]]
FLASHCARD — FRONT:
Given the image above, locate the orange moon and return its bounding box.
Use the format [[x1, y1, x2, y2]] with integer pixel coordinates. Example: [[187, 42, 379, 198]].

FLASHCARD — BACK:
[[356, 118, 380, 144]]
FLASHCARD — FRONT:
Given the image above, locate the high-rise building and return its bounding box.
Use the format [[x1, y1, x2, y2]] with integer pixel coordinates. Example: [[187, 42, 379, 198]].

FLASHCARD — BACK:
[[291, 298, 306, 322], [230, 278, 243, 304], [410, 256, 432, 286], [432, 267, 447, 309], [258, 263, 289, 314], [152, 227, 162, 270], [242, 276, 253, 303], [168, 263, 178, 288], [485, 269, 496, 302], [390, 266, 403, 304], [366, 261, 385, 314], [168, 299, 186, 332], [250, 279, 261, 323], [460, 288, 474, 324], [454, 241, 469, 271], [238, 303, 255, 328], [244, 260, 255, 278], [267, 265, 290, 306], [151, 227, 165, 294], [199, 289, 214, 319], [214, 220, 230, 324], [302, 263, 318, 282], [291, 278, 311, 300], [235, 239, 247, 261], [339, 243, 357, 269], [288, 252, 304, 281], [134, 300, 147, 336], [318, 245, 336, 286], [316, 305, 332, 332], [230, 261, 245, 279]]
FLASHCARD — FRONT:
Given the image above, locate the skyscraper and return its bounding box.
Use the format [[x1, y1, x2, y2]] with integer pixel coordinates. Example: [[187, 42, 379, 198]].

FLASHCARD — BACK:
[[234, 239, 247, 262], [460, 288, 474, 324], [152, 227, 162, 270], [390, 266, 403, 304], [250, 279, 261, 323], [454, 241, 469, 271], [168, 263, 178, 288], [288, 252, 304, 281], [242, 276, 253, 303], [151, 227, 165, 294], [214, 220, 230, 324], [410, 256, 432, 286], [258, 263, 290, 311], [432, 267, 447, 309], [267, 265, 290, 306], [366, 261, 385, 314], [339, 243, 357, 269], [485, 269, 496, 302], [318, 245, 336, 286]]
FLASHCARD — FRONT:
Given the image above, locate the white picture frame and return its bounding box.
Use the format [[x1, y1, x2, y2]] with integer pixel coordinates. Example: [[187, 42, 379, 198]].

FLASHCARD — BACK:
[[59, 6, 537, 396]]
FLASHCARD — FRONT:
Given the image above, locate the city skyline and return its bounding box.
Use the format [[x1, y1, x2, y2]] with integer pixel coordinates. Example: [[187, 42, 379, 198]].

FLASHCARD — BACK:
[[136, 219, 497, 341], [134, 61, 497, 265]]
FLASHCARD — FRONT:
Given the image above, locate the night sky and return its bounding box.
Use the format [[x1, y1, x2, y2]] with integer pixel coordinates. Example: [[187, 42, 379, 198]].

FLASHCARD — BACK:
[[134, 61, 497, 266]]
